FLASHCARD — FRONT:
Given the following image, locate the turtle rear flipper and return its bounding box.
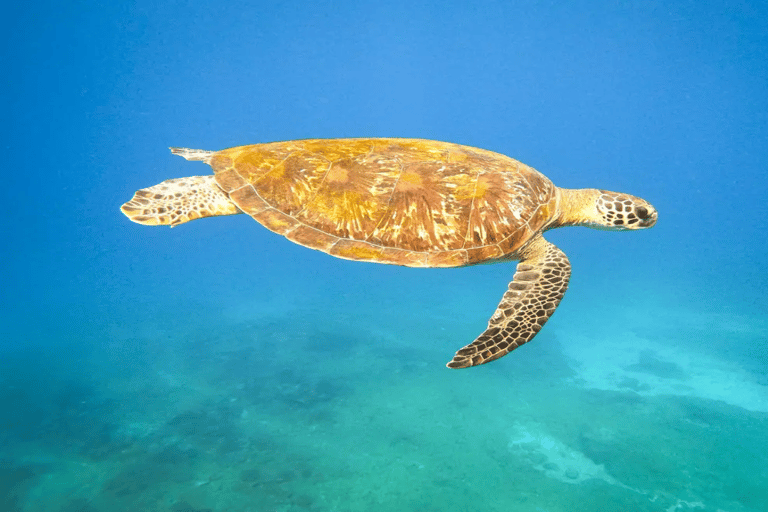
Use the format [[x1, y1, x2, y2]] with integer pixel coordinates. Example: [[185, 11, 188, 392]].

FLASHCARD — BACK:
[[447, 235, 571, 368], [121, 175, 241, 227]]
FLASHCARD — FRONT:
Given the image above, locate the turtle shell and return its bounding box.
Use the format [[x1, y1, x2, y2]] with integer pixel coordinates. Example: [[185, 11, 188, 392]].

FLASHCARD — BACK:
[[210, 138, 557, 268]]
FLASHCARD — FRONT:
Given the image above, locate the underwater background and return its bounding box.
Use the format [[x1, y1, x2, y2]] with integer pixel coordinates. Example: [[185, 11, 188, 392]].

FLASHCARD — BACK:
[[2, 1, 767, 511]]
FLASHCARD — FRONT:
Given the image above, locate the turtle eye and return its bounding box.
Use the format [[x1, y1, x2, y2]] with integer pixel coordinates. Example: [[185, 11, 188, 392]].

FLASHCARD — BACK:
[[635, 206, 649, 219]]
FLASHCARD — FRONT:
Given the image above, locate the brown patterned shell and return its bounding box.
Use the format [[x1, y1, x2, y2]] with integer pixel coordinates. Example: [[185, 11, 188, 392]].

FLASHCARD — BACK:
[[210, 138, 558, 268]]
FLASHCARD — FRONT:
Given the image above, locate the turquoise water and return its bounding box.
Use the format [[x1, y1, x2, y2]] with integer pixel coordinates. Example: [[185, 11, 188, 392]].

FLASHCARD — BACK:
[[2, 1, 767, 511]]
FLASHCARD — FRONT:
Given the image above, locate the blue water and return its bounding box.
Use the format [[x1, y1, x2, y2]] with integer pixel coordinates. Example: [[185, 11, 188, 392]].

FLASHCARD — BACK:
[[2, 1, 767, 511]]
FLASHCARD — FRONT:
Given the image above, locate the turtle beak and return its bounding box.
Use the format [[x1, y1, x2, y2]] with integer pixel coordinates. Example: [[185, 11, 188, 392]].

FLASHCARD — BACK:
[[636, 204, 658, 228]]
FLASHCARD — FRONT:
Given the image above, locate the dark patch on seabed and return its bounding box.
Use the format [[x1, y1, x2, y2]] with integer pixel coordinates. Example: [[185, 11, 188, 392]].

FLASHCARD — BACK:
[[0, 461, 49, 512], [0, 374, 119, 455], [624, 349, 687, 380], [59, 497, 100, 512]]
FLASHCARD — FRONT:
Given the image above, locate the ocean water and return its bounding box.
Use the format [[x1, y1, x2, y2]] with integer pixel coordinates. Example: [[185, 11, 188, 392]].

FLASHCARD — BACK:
[[2, 1, 767, 511]]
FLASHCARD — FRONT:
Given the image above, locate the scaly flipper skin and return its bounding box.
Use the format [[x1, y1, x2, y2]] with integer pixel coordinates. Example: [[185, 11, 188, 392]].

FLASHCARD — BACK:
[[121, 175, 241, 227], [447, 235, 571, 368]]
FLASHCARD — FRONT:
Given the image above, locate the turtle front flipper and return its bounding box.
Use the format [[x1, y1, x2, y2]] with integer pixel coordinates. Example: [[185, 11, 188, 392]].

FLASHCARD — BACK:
[[121, 175, 242, 227], [447, 236, 571, 369]]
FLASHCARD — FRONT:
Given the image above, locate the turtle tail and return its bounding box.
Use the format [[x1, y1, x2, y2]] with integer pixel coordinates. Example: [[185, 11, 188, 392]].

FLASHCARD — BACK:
[[169, 147, 215, 164]]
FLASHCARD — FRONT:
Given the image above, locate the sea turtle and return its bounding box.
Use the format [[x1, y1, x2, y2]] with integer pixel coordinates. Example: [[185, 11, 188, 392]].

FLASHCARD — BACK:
[[121, 138, 657, 368]]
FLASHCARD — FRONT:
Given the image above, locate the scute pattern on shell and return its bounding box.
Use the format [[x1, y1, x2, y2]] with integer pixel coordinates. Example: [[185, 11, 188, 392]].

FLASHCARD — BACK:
[[212, 139, 557, 267]]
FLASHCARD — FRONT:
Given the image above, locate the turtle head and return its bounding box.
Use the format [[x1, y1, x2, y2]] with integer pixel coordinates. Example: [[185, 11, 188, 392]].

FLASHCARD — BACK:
[[593, 190, 658, 230], [556, 188, 657, 230]]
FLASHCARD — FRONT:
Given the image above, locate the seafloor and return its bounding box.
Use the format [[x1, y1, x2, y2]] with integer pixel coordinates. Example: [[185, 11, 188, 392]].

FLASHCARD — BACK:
[[1, 292, 766, 512]]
